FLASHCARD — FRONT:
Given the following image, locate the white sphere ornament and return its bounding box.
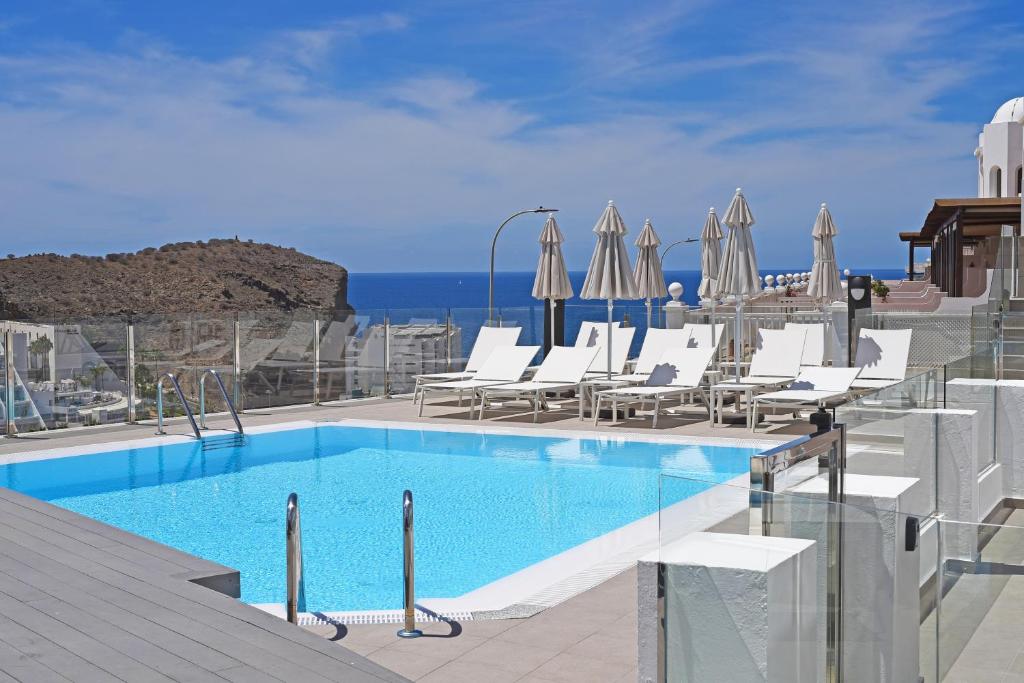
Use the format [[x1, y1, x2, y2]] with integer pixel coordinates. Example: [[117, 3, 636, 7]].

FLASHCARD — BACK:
[[668, 281, 684, 301], [764, 275, 775, 286], [843, 268, 851, 277]]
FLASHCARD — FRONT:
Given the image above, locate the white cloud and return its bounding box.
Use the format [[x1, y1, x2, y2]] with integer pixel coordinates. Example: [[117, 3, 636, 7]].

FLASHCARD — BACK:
[[0, 4, 1003, 274]]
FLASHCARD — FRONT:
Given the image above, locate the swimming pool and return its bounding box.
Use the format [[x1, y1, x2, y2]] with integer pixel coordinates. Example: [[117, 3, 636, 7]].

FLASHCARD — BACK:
[[0, 423, 760, 612]]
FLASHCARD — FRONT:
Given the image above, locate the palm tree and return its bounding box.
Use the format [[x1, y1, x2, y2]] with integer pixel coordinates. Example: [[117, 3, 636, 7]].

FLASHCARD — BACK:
[[87, 364, 108, 392], [28, 335, 53, 382]]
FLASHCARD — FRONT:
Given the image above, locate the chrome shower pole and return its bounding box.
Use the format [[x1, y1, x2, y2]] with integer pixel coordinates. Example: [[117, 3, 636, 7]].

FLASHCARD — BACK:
[[397, 489, 422, 638]]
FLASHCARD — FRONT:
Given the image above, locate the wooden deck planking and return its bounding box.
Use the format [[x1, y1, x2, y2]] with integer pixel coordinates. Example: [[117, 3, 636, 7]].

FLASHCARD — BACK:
[[0, 487, 408, 682]]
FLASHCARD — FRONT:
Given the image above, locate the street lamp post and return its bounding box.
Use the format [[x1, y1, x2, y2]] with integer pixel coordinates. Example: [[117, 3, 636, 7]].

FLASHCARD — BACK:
[[488, 207, 559, 325], [657, 238, 699, 326]]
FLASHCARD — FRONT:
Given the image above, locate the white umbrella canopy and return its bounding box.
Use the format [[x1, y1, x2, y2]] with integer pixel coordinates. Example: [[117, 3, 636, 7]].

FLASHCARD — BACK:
[[697, 207, 723, 300], [532, 213, 574, 349], [633, 218, 667, 328], [716, 188, 760, 384], [581, 200, 639, 379], [807, 203, 843, 302]]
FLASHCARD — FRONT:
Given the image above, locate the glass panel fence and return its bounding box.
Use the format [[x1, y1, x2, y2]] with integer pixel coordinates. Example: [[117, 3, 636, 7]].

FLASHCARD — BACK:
[[384, 308, 448, 396], [659, 473, 929, 682], [930, 517, 1024, 682], [238, 309, 315, 410]]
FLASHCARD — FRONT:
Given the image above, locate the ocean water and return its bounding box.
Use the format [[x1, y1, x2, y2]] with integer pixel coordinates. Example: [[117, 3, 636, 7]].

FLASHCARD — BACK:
[[348, 269, 905, 360], [0, 426, 759, 611], [348, 269, 907, 311]]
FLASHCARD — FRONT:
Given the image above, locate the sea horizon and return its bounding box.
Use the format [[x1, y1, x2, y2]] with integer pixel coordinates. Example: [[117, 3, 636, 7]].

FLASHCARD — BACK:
[[348, 268, 907, 310]]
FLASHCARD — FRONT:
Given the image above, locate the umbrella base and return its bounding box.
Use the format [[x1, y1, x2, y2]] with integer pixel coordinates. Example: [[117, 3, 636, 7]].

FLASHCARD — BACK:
[[717, 411, 765, 426], [583, 407, 636, 420]]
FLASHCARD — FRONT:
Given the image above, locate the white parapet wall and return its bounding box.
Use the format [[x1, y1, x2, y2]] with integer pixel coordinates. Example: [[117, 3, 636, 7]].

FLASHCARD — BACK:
[[995, 380, 1024, 498], [639, 533, 818, 683], [904, 408, 981, 560], [787, 473, 922, 683]]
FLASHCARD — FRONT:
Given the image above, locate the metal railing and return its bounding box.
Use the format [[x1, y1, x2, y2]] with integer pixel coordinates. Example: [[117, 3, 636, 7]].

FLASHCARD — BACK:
[[3, 331, 14, 437], [198, 369, 244, 434], [156, 372, 201, 438], [286, 492, 306, 624], [749, 416, 846, 682], [397, 489, 421, 638]]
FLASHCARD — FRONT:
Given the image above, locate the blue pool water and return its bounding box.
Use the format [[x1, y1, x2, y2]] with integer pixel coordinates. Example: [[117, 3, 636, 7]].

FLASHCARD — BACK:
[[0, 426, 758, 611]]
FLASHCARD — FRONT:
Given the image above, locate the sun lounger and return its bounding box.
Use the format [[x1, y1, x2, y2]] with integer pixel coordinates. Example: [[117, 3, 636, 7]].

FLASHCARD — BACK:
[[574, 320, 621, 348], [593, 346, 717, 427], [851, 328, 912, 390], [710, 327, 808, 427], [682, 323, 724, 350], [585, 326, 637, 377], [614, 328, 691, 382], [413, 326, 522, 403], [417, 345, 540, 417], [784, 322, 826, 367], [751, 366, 861, 430], [477, 346, 601, 422]]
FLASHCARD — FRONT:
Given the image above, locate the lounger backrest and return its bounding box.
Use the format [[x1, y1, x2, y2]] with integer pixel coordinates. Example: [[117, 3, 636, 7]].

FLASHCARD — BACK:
[[588, 327, 636, 374], [749, 328, 806, 378], [855, 328, 912, 381], [784, 323, 825, 366], [645, 346, 717, 387], [474, 345, 541, 381], [684, 323, 724, 350], [466, 326, 522, 372], [789, 366, 860, 392], [574, 320, 621, 348], [633, 328, 689, 374], [533, 346, 601, 383]]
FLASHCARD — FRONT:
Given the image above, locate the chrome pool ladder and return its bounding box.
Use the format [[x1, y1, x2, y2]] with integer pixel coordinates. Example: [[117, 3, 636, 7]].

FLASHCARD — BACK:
[[156, 373, 201, 439], [199, 369, 244, 435], [286, 492, 306, 624]]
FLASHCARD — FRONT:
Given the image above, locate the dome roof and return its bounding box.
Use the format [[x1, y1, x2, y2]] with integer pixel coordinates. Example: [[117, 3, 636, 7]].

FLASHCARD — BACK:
[[992, 97, 1024, 124]]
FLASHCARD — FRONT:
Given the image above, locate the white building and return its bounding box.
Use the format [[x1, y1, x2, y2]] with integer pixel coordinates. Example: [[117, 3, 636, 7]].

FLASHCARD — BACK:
[[976, 96, 1023, 198]]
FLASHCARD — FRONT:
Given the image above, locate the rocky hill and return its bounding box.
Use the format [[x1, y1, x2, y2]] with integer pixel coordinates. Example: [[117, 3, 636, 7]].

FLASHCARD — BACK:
[[0, 239, 352, 319]]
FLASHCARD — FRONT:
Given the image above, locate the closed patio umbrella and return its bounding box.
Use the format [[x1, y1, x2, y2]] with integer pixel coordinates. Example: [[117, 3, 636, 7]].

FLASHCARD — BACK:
[[716, 188, 760, 384], [633, 218, 667, 329], [532, 213, 573, 351], [697, 207, 723, 300], [807, 203, 843, 302], [581, 200, 639, 380]]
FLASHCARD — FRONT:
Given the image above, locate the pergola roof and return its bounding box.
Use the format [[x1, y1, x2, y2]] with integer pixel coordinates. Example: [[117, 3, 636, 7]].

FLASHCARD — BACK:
[[899, 197, 1021, 243]]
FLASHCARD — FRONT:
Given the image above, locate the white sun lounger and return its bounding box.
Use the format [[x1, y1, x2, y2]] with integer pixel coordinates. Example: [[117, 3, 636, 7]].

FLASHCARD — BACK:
[[723, 327, 808, 388], [784, 322, 826, 367], [852, 328, 913, 390], [574, 320, 620, 348], [585, 326, 637, 377], [614, 328, 691, 382], [751, 366, 861, 431], [477, 346, 600, 422], [417, 345, 540, 417], [682, 323, 724, 350], [593, 346, 717, 428], [413, 326, 522, 403]]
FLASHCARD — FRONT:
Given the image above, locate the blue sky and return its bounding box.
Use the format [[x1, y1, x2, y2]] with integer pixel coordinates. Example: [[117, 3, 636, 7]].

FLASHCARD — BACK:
[[0, 1, 1021, 272]]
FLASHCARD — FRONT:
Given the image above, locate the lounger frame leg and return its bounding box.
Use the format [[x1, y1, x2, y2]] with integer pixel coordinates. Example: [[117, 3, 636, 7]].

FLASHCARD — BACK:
[[593, 394, 602, 426]]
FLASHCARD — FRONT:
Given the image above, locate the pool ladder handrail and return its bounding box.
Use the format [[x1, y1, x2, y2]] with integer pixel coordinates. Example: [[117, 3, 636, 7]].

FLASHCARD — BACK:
[[156, 373, 201, 439], [198, 369, 244, 435], [286, 492, 306, 624]]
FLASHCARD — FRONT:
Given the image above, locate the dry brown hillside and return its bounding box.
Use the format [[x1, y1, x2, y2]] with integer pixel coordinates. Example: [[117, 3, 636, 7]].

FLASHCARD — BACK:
[[0, 239, 352, 319]]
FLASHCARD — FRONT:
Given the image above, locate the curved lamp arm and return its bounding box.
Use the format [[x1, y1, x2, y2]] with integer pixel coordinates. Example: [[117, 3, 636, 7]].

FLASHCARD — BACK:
[[488, 207, 558, 323]]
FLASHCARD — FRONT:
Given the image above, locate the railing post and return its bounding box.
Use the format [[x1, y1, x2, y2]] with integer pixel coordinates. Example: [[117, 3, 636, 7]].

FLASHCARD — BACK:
[[312, 314, 321, 406], [383, 315, 391, 397], [825, 422, 846, 683], [397, 489, 422, 638], [286, 492, 306, 624], [445, 309, 452, 373], [4, 331, 15, 437], [232, 316, 242, 412], [126, 322, 136, 424]]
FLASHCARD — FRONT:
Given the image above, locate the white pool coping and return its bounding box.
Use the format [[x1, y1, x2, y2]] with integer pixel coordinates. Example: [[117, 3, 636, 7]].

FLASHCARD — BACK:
[[0, 417, 778, 620]]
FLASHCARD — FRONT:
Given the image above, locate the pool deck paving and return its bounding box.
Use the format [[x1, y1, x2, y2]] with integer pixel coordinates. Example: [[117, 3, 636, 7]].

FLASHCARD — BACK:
[[0, 396, 805, 682]]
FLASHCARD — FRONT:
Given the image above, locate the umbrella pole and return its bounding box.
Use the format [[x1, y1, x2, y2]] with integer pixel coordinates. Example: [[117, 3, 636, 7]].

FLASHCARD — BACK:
[[549, 298, 556, 351], [734, 300, 743, 385], [646, 298, 652, 330], [607, 300, 613, 381]]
